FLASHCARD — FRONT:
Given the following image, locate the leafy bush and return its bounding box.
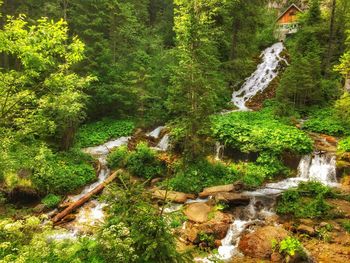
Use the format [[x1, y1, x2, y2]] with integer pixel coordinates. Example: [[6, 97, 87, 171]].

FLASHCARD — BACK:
[[338, 137, 350, 153], [276, 182, 334, 218], [273, 236, 305, 261], [31, 149, 95, 195], [341, 220, 350, 233], [107, 146, 129, 169], [126, 143, 166, 179], [75, 119, 134, 147], [167, 160, 239, 194], [211, 108, 313, 155], [303, 107, 348, 136], [41, 194, 61, 208]]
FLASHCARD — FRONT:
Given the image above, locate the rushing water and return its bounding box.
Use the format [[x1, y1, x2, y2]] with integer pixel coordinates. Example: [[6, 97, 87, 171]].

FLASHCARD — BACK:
[[231, 42, 287, 111], [215, 152, 339, 261], [148, 126, 170, 151], [57, 137, 130, 235]]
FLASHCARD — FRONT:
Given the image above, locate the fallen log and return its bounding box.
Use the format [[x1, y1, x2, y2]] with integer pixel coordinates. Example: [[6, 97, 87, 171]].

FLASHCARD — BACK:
[[52, 170, 122, 224]]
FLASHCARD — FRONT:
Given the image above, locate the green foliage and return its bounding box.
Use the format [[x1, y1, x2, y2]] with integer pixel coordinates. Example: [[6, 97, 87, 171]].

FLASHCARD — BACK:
[[211, 108, 313, 155], [335, 92, 350, 130], [338, 136, 350, 152], [41, 194, 61, 209], [303, 107, 348, 136], [316, 223, 333, 242], [126, 142, 166, 179], [108, 142, 166, 179], [31, 148, 95, 195], [167, 159, 239, 194], [105, 180, 192, 262], [75, 119, 134, 147], [277, 182, 334, 219], [198, 232, 215, 248], [341, 220, 350, 233], [107, 146, 129, 169], [273, 236, 304, 259]]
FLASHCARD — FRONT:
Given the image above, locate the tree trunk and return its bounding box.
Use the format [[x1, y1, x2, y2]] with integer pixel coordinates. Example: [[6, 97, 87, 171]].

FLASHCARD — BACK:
[[324, 0, 336, 75], [52, 170, 122, 224]]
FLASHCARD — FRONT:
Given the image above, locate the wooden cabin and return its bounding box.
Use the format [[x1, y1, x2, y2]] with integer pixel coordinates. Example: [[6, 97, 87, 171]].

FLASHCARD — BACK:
[[275, 4, 303, 41]]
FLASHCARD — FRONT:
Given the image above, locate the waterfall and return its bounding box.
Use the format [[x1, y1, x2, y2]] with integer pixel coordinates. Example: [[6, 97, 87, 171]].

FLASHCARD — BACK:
[[231, 42, 287, 111], [214, 151, 338, 261], [215, 142, 224, 160], [56, 136, 130, 235], [147, 126, 165, 139]]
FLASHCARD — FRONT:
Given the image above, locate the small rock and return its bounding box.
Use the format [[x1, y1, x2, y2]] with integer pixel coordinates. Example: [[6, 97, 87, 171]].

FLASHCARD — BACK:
[[199, 184, 235, 198], [271, 251, 283, 262], [184, 203, 212, 223], [297, 224, 315, 236], [214, 239, 222, 247], [239, 226, 289, 259], [152, 190, 195, 203], [213, 192, 250, 205]]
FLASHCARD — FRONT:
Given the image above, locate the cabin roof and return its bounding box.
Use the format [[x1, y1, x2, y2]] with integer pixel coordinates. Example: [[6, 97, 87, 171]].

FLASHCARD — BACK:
[[276, 3, 302, 22]]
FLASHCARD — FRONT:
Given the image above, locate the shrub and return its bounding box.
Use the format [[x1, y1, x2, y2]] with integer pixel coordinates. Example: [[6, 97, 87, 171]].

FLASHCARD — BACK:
[[167, 160, 239, 194], [211, 108, 313, 155], [303, 107, 348, 136], [75, 119, 134, 147], [341, 220, 350, 233], [276, 182, 333, 218], [31, 148, 95, 195], [107, 146, 129, 169], [41, 194, 61, 208], [338, 137, 350, 153], [126, 142, 166, 179], [273, 236, 305, 261]]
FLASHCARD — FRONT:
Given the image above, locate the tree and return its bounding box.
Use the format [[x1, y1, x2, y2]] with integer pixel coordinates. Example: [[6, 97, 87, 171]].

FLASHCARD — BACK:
[[167, 0, 226, 159], [0, 15, 94, 149]]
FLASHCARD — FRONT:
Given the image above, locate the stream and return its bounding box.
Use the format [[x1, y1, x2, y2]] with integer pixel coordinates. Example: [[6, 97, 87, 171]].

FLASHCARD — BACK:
[[51, 42, 339, 262]]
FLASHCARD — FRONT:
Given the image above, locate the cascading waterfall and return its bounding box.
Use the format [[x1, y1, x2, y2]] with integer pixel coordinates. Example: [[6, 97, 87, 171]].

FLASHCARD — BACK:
[[215, 151, 338, 261], [231, 42, 287, 111], [57, 136, 130, 235], [148, 126, 170, 151]]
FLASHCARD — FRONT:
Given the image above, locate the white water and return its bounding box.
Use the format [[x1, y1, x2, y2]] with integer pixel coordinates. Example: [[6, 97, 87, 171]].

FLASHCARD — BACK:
[[215, 152, 338, 261], [231, 42, 286, 111], [215, 142, 224, 161], [57, 137, 130, 235], [148, 126, 170, 151]]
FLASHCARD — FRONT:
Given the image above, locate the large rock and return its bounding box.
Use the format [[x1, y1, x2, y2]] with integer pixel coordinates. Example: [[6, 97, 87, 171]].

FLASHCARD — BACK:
[[184, 203, 212, 223], [238, 226, 289, 259], [213, 192, 250, 205], [152, 190, 195, 203], [297, 224, 316, 236], [199, 184, 235, 198]]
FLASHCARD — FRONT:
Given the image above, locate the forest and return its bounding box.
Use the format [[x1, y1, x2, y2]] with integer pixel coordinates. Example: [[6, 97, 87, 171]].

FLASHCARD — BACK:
[[1, 0, 350, 262]]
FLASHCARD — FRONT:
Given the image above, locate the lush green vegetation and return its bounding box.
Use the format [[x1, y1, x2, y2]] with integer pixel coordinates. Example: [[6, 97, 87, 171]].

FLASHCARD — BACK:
[[41, 194, 61, 209], [276, 182, 335, 219], [212, 107, 313, 155], [303, 107, 349, 136], [108, 142, 166, 179], [75, 119, 135, 147], [273, 236, 306, 262]]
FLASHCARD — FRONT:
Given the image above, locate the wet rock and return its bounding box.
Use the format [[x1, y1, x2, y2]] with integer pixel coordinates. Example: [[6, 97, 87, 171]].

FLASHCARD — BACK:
[[152, 190, 195, 203], [238, 226, 289, 259], [214, 239, 222, 247], [213, 192, 250, 205], [271, 251, 283, 262], [297, 225, 316, 236], [199, 184, 235, 198], [184, 203, 212, 223]]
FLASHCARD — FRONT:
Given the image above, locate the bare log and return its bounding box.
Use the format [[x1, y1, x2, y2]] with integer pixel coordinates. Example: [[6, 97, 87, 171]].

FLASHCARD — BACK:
[[52, 170, 122, 224]]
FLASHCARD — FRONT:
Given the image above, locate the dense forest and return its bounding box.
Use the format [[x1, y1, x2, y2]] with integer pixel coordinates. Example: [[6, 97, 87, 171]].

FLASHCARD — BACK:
[[1, 0, 350, 262]]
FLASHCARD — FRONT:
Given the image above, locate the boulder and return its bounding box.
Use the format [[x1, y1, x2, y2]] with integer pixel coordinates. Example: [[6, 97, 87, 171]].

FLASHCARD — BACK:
[[213, 192, 250, 205], [297, 224, 316, 236], [238, 226, 289, 259], [199, 184, 235, 198], [152, 190, 195, 203], [184, 203, 212, 223]]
